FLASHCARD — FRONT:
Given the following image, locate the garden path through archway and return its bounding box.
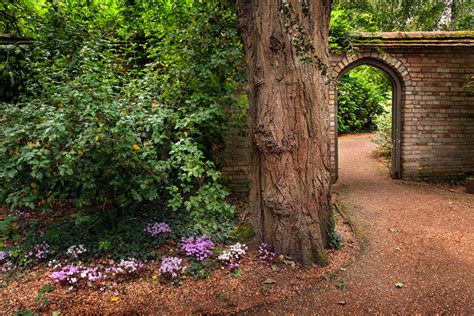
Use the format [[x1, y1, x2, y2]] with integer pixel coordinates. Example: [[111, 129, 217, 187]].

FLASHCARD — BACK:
[[331, 57, 404, 180], [216, 31, 474, 190]]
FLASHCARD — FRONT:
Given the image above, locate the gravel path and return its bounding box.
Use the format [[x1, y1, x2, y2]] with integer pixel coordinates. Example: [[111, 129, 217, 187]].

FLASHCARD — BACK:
[[252, 133, 474, 314]]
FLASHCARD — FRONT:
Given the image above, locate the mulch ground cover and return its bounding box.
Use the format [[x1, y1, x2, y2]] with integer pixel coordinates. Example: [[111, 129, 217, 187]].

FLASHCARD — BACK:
[[0, 214, 358, 314]]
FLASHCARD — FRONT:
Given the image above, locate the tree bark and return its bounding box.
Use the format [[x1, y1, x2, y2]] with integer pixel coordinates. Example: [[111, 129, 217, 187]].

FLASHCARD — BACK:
[[450, 0, 456, 31], [236, 0, 333, 266]]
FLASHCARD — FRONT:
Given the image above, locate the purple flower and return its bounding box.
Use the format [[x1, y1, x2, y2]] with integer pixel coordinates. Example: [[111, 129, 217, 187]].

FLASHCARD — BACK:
[[33, 242, 49, 259], [81, 267, 103, 281], [159, 256, 183, 279], [0, 250, 12, 262], [144, 222, 172, 237], [180, 236, 214, 261], [50, 258, 143, 288], [50, 265, 81, 283], [51, 264, 106, 285], [258, 243, 276, 263], [1, 260, 14, 273]]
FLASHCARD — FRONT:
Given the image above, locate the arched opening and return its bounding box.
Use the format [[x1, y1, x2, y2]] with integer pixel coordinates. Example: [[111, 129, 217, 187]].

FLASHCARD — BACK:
[[335, 58, 402, 180]]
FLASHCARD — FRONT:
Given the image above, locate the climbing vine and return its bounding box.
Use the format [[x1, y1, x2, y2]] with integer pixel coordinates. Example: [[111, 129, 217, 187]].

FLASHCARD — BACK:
[[278, 0, 328, 75]]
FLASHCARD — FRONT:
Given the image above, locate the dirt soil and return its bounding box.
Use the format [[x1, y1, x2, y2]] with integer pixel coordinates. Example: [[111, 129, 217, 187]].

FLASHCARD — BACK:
[[0, 201, 358, 313], [0, 218, 357, 315], [247, 133, 474, 314]]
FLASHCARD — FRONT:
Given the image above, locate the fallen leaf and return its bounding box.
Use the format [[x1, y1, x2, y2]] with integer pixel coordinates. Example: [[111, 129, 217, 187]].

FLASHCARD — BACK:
[[336, 277, 348, 290], [388, 228, 397, 233], [263, 278, 277, 284], [395, 282, 404, 288], [321, 274, 331, 281], [338, 301, 347, 305], [111, 296, 120, 302], [280, 255, 296, 267]]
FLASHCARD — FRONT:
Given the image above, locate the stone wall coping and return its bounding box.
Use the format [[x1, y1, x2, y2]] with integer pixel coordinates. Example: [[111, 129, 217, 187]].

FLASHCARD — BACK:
[[353, 31, 474, 47], [3, 31, 473, 46]]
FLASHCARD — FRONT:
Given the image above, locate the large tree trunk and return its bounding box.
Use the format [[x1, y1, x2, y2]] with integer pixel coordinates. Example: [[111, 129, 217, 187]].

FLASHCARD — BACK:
[[236, 0, 333, 266]]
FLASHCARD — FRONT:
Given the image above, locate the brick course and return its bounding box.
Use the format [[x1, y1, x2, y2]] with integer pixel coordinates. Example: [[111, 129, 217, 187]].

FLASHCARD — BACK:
[[219, 32, 474, 189]]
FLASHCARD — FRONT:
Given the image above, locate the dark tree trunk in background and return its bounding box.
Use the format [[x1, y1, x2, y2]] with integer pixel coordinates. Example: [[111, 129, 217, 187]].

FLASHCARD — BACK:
[[236, 0, 333, 266], [450, 0, 456, 31]]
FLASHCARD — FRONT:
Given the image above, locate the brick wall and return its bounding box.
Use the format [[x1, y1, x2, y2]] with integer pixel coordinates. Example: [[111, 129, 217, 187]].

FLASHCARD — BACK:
[[398, 48, 473, 180], [220, 32, 474, 190], [328, 32, 474, 181], [218, 132, 251, 192]]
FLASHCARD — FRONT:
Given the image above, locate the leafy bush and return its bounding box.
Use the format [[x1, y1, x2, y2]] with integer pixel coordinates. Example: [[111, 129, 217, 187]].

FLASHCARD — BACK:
[[373, 104, 392, 157], [0, 2, 244, 237], [337, 66, 391, 133]]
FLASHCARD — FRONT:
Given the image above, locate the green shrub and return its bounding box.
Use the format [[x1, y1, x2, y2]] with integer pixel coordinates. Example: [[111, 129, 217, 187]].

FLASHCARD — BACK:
[[337, 66, 391, 133], [0, 2, 243, 236], [373, 104, 392, 157]]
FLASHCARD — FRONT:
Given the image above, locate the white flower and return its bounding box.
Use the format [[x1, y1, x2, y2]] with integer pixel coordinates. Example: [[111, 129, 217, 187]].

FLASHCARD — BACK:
[[218, 243, 248, 262], [67, 244, 87, 258]]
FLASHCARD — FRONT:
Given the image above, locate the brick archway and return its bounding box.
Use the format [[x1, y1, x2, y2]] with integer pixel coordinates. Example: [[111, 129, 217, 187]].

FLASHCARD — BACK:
[[331, 52, 412, 83], [323, 32, 474, 182], [216, 32, 474, 190], [328, 53, 410, 180]]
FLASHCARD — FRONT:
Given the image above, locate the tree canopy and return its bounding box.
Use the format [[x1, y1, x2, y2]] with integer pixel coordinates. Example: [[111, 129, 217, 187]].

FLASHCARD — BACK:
[[332, 0, 473, 32]]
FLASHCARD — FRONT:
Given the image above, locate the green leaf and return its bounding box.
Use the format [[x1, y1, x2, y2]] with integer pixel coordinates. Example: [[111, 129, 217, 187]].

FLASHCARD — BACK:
[[35, 284, 55, 303], [231, 269, 241, 278]]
